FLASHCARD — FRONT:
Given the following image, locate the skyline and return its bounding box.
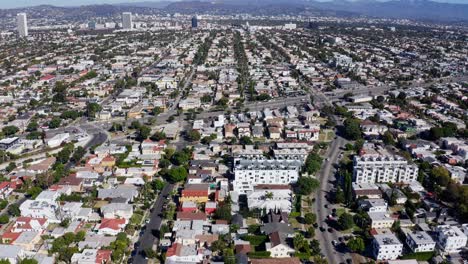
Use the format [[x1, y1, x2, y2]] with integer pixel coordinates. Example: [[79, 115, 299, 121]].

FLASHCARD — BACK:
[[1, 0, 468, 9]]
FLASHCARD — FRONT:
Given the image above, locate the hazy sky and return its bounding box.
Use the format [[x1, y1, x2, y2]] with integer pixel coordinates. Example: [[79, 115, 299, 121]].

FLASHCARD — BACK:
[[0, 0, 467, 9]]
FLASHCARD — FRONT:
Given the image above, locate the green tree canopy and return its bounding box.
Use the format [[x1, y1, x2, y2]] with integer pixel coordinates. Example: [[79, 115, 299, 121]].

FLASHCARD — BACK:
[[297, 177, 320, 195], [338, 213, 354, 230], [347, 237, 365, 253]]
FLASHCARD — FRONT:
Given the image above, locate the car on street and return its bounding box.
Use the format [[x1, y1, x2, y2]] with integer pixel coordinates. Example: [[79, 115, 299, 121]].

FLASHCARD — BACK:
[[320, 226, 325, 232], [332, 240, 338, 246]]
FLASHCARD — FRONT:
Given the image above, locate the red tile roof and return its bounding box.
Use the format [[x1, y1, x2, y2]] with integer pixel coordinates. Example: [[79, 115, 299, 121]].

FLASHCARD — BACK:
[[98, 218, 126, 230]]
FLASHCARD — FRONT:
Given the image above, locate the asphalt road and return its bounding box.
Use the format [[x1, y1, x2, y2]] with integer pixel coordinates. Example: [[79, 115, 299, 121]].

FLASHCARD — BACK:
[[314, 132, 348, 264], [132, 183, 174, 264]]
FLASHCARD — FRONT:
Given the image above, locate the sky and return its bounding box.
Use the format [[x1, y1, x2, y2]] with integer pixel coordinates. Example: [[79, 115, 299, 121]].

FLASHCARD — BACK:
[[0, 0, 467, 9]]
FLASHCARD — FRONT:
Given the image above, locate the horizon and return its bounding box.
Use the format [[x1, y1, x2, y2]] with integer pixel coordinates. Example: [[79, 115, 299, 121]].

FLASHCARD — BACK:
[[1, 0, 467, 9]]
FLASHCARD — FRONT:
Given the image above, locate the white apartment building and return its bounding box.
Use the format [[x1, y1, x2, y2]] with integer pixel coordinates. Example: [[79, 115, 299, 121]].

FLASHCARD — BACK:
[[405, 231, 436, 253], [368, 212, 395, 229], [359, 199, 388, 213], [353, 147, 418, 184], [272, 148, 309, 163], [435, 225, 468, 254], [122, 12, 132, 30], [372, 233, 403, 260], [17, 13, 28, 37], [247, 186, 292, 213], [19, 200, 60, 223], [233, 159, 301, 194]]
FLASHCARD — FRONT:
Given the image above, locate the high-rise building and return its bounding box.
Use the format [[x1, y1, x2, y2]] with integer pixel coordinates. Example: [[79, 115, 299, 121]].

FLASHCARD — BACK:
[[17, 13, 28, 37], [122, 12, 132, 30], [191, 16, 198, 28]]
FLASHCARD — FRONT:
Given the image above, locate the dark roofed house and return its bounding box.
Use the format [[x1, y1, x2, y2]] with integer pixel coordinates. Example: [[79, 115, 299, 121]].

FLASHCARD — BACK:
[[260, 222, 294, 235]]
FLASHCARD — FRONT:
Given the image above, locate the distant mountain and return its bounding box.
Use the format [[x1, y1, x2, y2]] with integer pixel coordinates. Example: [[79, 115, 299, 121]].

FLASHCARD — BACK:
[[310, 0, 468, 21], [1, 0, 467, 22], [161, 0, 358, 16], [0, 4, 160, 20], [160, 0, 468, 21], [115, 1, 173, 8]]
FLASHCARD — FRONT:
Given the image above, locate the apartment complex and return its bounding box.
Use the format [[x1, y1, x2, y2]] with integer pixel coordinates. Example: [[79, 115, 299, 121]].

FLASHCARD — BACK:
[[233, 159, 301, 194], [353, 145, 418, 184]]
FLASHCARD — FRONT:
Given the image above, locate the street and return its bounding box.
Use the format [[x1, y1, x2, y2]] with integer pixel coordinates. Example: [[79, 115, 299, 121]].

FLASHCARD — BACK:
[[132, 183, 174, 264], [313, 133, 348, 264]]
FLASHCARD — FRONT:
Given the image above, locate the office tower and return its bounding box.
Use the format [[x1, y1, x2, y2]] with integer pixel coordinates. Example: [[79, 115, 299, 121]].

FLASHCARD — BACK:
[[191, 16, 198, 28], [17, 13, 28, 37], [122, 12, 132, 30]]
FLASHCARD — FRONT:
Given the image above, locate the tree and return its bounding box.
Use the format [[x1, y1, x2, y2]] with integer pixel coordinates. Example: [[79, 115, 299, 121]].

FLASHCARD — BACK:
[[186, 129, 201, 142], [48, 117, 62, 129], [239, 136, 253, 145], [342, 171, 353, 205], [347, 237, 365, 253], [7, 204, 20, 217], [335, 186, 345, 204], [343, 118, 362, 140], [304, 213, 317, 225], [71, 146, 86, 164], [2, 126, 19, 136], [171, 151, 190, 166], [150, 179, 165, 191], [56, 143, 74, 164], [211, 239, 227, 254], [26, 121, 38, 132], [338, 213, 354, 230], [0, 259, 11, 264], [217, 97, 229, 107], [214, 201, 232, 221], [256, 94, 271, 101], [382, 131, 395, 146], [18, 259, 38, 264], [430, 166, 451, 187], [144, 248, 157, 259], [0, 200, 7, 210], [201, 134, 216, 145], [86, 102, 102, 118], [264, 192, 274, 200], [200, 95, 212, 103], [306, 226, 315, 238], [150, 131, 166, 141], [297, 177, 320, 195], [136, 125, 151, 141], [26, 186, 42, 199], [152, 107, 163, 116], [304, 152, 322, 175], [166, 166, 187, 183], [6, 162, 16, 173], [0, 214, 9, 224]]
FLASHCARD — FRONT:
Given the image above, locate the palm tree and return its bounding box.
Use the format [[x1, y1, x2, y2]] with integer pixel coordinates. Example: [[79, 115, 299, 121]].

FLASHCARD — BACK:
[[264, 191, 274, 200]]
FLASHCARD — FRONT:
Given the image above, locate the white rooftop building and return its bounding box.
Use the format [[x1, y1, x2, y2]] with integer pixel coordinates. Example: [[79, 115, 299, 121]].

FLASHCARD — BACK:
[[405, 230, 436, 253], [247, 186, 292, 213], [372, 233, 403, 260], [233, 159, 301, 194], [353, 146, 418, 184], [435, 225, 467, 254]]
